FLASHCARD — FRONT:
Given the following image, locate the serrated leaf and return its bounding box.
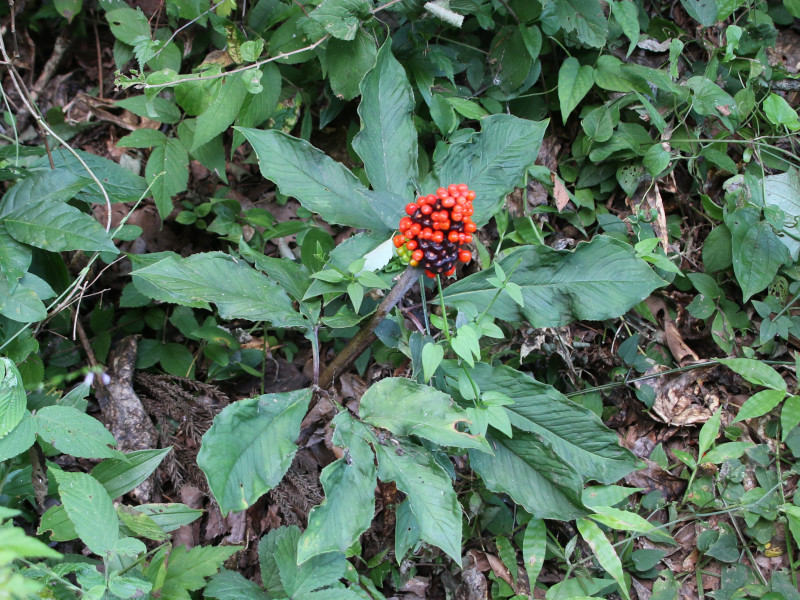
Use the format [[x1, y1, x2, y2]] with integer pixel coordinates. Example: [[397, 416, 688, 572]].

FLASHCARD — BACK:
[[197, 389, 311, 515], [159, 545, 240, 600], [444, 236, 665, 327], [35, 405, 122, 459], [146, 137, 189, 219], [558, 57, 594, 123], [0, 358, 26, 438], [4, 198, 118, 254], [205, 569, 270, 600], [238, 128, 397, 232], [310, 0, 371, 40], [372, 434, 461, 562], [297, 416, 376, 562], [131, 252, 306, 327], [0, 412, 36, 462], [192, 74, 249, 152], [359, 377, 491, 452], [52, 470, 119, 558], [352, 38, 417, 199], [432, 114, 547, 226]]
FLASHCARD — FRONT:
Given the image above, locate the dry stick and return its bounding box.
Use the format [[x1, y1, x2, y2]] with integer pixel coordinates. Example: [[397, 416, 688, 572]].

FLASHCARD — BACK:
[[318, 266, 422, 390]]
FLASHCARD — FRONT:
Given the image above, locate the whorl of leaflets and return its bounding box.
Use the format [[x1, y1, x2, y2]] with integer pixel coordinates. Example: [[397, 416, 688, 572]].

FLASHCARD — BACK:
[[393, 183, 476, 279]]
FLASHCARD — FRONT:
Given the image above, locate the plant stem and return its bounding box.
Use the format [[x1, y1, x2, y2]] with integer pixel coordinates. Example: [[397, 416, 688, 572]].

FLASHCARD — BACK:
[[318, 266, 422, 390]]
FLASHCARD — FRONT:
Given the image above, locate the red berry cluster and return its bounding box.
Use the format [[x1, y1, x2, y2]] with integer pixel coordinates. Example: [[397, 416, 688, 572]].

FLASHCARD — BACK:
[[394, 183, 476, 279]]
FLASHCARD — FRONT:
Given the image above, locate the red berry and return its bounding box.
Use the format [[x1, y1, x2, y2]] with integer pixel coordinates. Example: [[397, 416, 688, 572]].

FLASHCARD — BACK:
[[426, 270, 437, 278], [409, 223, 421, 236], [421, 204, 432, 215], [465, 222, 476, 233], [406, 240, 418, 251], [412, 249, 424, 262], [399, 217, 412, 231], [393, 235, 405, 248], [448, 231, 460, 243], [458, 250, 472, 263], [466, 190, 475, 201], [406, 203, 419, 215], [445, 267, 456, 276], [436, 187, 447, 198], [442, 197, 455, 208], [432, 231, 444, 243], [458, 183, 468, 192]]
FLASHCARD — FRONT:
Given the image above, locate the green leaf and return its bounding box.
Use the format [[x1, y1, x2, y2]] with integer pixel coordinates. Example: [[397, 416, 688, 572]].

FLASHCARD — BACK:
[[197, 389, 311, 515], [432, 114, 548, 226], [0, 169, 89, 218], [4, 198, 118, 254], [680, 0, 718, 26], [106, 7, 150, 45], [52, 470, 119, 558], [732, 389, 786, 423], [326, 30, 379, 101], [558, 57, 595, 123], [115, 95, 181, 124], [687, 75, 736, 117], [205, 569, 270, 600], [470, 431, 586, 520], [297, 416, 376, 562], [117, 128, 167, 148], [540, 0, 607, 47], [523, 519, 547, 588], [487, 25, 534, 95], [781, 396, 800, 441], [698, 408, 721, 458], [421, 342, 444, 383], [372, 433, 462, 563], [0, 523, 62, 562], [237, 128, 396, 232], [0, 279, 47, 323], [135, 503, 202, 532], [444, 236, 665, 327], [718, 358, 787, 391], [33, 148, 148, 204], [309, 0, 371, 40], [53, 0, 82, 23], [34, 405, 122, 459], [359, 377, 491, 452], [446, 97, 488, 119], [146, 138, 189, 219], [0, 223, 32, 280], [0, 358, 26, 438], [92, 447, 172, 499], [272, 526, 349, 597], [610, 1, 639, 56], [0, 412, 36, 461], [590, 506, 675, 544], [159, 545, 240, 600], [763, 168, 800, 261], [577, 518, 630, 600], [131, 252, 306, 327], [192, 74, 249, 152], [454, 362, 638, 483], [352, 38, 418, 200]]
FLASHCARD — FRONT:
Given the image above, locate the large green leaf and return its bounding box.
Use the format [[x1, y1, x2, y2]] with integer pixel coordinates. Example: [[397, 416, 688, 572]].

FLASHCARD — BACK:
[[91, 447, 173, 499], [0, 358, 26, 438], [444, 236, 665, 326], [0, 278, 47, 323], [0, 169, 89, 218], [448, 362, 638, 483], [352, 38, 418, 200], [297, 414, 377, 563], [238, 128, 397, 232], [52, 470, 119, 558], [130, 252, 306, 327], [4, 198, 118, 254], [0, 412, 36, 461], [197, 389, 312, 515], [205, 570, 270, 600], [309, 0, 371, 40], [34, 405, 123, 459], [0, 224, 32, 280], [726, 207, 790, 301], [347, 417, 461, 562], [470, 431, 587, 520], [431, 114, 548, 226], [273, 526, 349, 598], [359, 377, 491, 452]]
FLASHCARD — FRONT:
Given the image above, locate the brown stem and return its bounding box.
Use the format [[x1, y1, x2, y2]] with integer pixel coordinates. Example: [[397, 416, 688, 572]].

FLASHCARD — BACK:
[[318, 266, 422, 390]]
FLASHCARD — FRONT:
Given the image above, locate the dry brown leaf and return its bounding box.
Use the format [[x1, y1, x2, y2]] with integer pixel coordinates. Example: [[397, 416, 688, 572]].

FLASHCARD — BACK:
[[551, 172, 570, 212], [664, 320, 699, 365], [624, 458, 686, 501]]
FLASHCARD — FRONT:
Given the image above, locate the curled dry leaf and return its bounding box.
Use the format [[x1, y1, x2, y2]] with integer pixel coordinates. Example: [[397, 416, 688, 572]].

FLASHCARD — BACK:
[[641, 365, 720, 426], [551, 172, 570, 212]]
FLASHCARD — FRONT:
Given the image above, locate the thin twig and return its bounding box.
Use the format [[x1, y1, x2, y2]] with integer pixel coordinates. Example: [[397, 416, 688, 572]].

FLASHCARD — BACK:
[[152, 0, 229, 60], [318, 267, 421, 390]]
